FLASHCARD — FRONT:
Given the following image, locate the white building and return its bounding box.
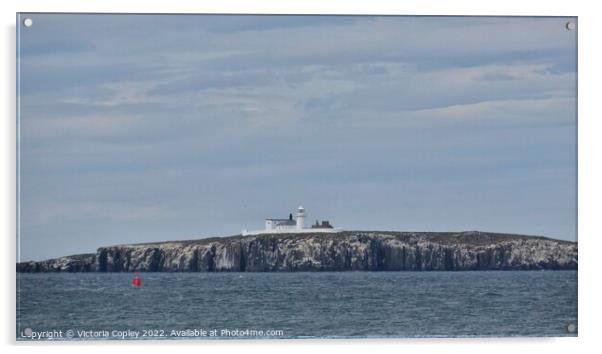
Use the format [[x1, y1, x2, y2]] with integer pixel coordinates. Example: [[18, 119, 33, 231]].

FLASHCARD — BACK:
[[242, 206, 342, 236]]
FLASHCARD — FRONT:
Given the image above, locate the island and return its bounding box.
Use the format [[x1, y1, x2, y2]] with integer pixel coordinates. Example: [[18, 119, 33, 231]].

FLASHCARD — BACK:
[[16, 231, 578, 272]]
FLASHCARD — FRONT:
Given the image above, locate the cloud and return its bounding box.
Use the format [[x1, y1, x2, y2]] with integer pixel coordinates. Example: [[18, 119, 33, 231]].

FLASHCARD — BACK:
[[17, 15, 577, 260], [22, 114, 144, 139]]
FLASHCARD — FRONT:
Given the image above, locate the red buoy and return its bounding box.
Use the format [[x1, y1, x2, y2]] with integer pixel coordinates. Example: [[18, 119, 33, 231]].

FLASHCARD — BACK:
[[132, 274, 142, 287]]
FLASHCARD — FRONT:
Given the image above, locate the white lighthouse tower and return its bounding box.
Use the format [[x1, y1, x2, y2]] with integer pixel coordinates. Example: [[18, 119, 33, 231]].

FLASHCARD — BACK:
[[295, 205, 306, 230]]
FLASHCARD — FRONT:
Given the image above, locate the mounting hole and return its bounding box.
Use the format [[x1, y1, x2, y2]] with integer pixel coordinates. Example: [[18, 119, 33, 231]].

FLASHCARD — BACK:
[[567, 323, 577, 333], [23, 18, 33, 28], [565, 21, 575, 31]]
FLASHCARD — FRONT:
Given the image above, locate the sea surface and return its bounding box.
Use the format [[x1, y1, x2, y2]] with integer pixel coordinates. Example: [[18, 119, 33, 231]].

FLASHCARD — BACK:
[[17, 271, 577, 340]]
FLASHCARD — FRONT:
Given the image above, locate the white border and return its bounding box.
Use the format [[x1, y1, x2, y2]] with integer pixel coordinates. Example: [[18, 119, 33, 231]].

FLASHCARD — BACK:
[[2, 1, 600, 353]]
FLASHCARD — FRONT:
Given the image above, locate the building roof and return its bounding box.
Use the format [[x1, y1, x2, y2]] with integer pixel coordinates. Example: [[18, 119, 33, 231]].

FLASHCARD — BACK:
[[266, 219, 296, 226]]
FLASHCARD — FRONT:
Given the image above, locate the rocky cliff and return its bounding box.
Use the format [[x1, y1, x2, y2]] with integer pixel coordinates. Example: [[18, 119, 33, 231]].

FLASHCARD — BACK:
[[16, 231, 578, 272]]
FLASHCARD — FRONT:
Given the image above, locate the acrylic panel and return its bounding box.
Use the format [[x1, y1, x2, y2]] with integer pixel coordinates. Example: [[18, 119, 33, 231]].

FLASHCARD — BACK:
[[16, 13, 577, 340]]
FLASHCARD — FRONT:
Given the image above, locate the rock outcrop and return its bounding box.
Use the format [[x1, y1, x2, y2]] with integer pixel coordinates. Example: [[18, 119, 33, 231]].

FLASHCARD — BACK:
[[17, 253, 96, 273], [16, 231, 578, 272]]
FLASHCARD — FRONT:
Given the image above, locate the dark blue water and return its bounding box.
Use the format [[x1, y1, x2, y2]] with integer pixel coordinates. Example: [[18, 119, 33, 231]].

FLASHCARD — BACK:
[[17, 271, 577, 340]]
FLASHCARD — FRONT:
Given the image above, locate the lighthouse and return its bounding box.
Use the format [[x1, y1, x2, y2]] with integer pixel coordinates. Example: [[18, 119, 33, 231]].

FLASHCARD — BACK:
[[295, 206, 305, 230], [241, 205, 341, 235]]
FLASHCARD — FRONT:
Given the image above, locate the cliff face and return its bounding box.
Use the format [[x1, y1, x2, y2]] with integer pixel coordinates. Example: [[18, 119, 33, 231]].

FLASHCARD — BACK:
[[17, 231, 578, 272], [17, 253, 96, 273]]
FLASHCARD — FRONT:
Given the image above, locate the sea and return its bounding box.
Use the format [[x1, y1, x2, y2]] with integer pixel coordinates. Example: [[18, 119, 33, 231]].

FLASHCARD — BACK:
[[16, 271, 577, 340]]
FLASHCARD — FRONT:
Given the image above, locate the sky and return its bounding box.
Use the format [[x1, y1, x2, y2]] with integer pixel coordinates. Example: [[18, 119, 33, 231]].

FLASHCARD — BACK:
[[17, 14, 577, 261]]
